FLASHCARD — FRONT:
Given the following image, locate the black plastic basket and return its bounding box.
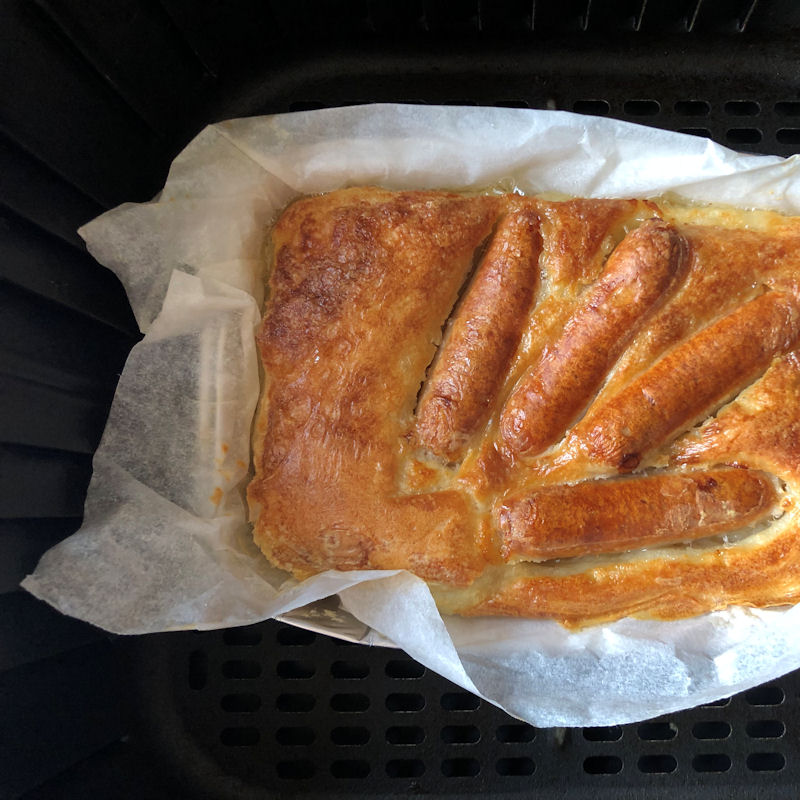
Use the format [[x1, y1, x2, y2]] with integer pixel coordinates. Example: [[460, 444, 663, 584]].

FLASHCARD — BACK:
[[3, 1, 800, 798]]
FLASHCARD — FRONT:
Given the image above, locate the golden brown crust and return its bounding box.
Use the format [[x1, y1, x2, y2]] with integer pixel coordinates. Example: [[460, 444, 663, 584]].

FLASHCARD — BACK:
[[447, 521, 800, 627], [538, 198, 653, 285], [671, 351, 800, 475], [248, 187, 800, 626]]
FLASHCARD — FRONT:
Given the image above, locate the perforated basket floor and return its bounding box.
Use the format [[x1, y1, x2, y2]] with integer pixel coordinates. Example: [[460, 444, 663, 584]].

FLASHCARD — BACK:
[[100, 620, 797, 798], [4, 2, 800, 798]]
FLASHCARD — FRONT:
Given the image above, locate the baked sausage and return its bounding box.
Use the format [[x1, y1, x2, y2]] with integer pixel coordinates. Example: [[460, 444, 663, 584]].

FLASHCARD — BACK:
[[500, 218, 686, 456], [415, 205, 541, 460], [498, 468, 778, 562], [571, 290, 800, 471]]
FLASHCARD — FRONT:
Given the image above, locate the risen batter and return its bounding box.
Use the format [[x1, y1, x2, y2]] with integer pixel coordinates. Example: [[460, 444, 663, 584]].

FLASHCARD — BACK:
[[247, 188, 800, 627]]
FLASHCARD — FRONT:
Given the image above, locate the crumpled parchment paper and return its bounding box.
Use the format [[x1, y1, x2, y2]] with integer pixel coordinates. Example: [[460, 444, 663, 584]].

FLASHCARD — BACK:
[[23, 104, 800, 727]]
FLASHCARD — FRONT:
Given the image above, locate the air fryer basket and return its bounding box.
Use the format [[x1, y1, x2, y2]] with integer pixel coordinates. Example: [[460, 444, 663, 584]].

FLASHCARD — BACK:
[[3, 1, 800, 798]]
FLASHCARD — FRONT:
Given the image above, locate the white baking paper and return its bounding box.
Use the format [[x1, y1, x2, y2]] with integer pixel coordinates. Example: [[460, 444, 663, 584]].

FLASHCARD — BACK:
[[22, 104, 800, 727]]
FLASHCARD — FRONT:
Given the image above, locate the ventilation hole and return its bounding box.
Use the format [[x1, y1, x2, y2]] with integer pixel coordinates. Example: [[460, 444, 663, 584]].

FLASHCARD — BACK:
[[385, 659, 425, 679], [277, 660, 315, 679], [573, 99, 611, 115], [638, 722, 677, 741], [496, 757, 535, 776], [441, 692, 480, 711], [387, 725, 425, 745], [287, 101, 326, 112], [638, 754, 677, 774], [277, 726, 315, 746], [386, 693, 425, 712], [496, 724, 536, 743], [746, 720, 785, 739], [441, 757, 480, 777], [220, 727, 260, 747], [624, 99, 660, 116], [747, 752, 785, 772], [701, 697, 731, 708], [692, 754, 731, 773], [387, 759, 425, 778], [726, 128, 762, 144], [331, 693, 370, 712], [777, 128, 800, 144], [441, 725, 480, 744], [331, 660, 369, 679], [679, 127, 712, 138], [495, 99, 531, 108], [276, 626, 316, 646], [223, 626, 262, 645], [222, 659, 261, 679], [331, 759, 370, 778], [725, 100, 760, 116], [277, 693, 316, 712], [583, 726, 623, 742], [775, 101, 800, 116], [188, 650, 208, 690], [277, 760, 315, 779], [693, 721, 732, 740], [674, 100, 711, 116], [583, 756, 623, 774], [221, 692, 262, 712], [746, 686, 785, 706], [331, 726, 370, 746]]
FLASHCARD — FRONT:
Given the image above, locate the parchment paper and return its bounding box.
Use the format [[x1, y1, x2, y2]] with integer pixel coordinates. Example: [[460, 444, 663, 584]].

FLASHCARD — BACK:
[[23, 105, 800, 727]]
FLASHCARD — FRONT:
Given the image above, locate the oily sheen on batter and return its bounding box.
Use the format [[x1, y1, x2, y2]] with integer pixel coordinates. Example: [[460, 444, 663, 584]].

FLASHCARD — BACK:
[[247, 187, 800, 628]]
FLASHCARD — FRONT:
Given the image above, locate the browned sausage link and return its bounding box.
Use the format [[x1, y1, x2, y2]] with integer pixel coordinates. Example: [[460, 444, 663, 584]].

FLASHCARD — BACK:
[[497, 469, 777, 562], [500, 218, 686, 456], [414, 206, 541, 460], [573, 291, 800, 471]]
